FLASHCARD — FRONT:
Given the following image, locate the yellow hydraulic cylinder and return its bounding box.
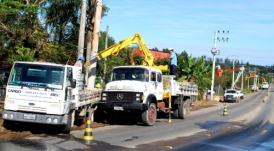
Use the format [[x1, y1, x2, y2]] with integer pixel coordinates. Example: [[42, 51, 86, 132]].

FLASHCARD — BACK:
[[168, 92, 172, 123]]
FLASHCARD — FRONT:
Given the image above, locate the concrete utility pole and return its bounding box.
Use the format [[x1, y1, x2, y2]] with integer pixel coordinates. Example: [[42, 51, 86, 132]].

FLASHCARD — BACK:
[[210, 31, 218, 101], [230, 55, 238, 84], [210, 30, 229, 100], [103, 25, 109, 84], [87, 0, 103, 88], [241, 70, 244, 91], [247, 76, 249, 90], [77, 0, 87, 60]]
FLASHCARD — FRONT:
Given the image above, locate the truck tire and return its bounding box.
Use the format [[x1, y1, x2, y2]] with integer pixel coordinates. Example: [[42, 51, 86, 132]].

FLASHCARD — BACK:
[[174, 108, 179, 118], [141, 103, 157, 126], [178, 101, 187, 119], [186, 98, 190, 115], [62, 112, 72, 134], [173, 97, 179, 118], [3, 120, 12, 130]]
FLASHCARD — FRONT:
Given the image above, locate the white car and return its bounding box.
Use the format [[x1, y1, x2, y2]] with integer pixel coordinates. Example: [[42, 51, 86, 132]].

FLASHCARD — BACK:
[[238, 90, 244, 99], [261, 83, 269, 90], [223, 89, 241, 103], [252, 85, 259, 91], [207, 90, 215, 95]]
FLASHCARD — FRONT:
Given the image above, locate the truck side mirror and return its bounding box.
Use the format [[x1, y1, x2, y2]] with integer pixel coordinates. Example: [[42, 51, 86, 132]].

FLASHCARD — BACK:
[[71, 79, 76, 88]]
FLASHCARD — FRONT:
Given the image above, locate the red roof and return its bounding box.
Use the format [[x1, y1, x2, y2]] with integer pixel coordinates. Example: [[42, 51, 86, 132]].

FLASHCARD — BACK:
[[132, 49, 170, 59]]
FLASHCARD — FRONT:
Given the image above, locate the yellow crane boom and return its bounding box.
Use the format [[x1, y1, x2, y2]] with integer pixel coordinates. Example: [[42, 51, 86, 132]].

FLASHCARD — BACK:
[[94, 33, 168, 71]]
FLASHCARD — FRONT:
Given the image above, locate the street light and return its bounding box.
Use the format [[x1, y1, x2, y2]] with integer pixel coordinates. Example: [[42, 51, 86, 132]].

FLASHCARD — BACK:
[[210, 30, 229, 100]]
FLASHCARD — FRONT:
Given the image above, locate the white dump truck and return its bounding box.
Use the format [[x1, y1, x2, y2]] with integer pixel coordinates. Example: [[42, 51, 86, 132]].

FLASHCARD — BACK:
[[2, 61, 101, 133], [97, 65, 198, 126]]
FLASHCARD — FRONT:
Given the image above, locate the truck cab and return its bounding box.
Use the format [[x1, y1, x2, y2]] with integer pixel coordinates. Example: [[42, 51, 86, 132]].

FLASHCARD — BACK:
[[98, 66, 165, 125], [100, 66, 162, 110]]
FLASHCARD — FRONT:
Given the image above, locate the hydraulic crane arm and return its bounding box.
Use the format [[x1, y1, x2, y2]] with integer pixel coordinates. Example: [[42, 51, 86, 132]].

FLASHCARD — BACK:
[[216, 67, 240, 77], [231, 68, 244, 89], [261, 77, 267, 83], [245, 75, 266, 83], [216, 65, 245, 89], [88, 33, 167, 70]]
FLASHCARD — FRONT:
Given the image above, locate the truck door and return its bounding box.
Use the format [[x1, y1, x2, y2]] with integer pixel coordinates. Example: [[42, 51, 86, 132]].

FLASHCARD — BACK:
[[150, 72, 163, 100], [156, 72, 163, 100], [65, 67, 73, 101]]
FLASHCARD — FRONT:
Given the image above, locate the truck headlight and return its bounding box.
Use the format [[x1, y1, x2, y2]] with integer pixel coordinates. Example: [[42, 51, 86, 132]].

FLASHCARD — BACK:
[[135, 93, 144, 102], [101, 93, 107, 101], [3, 113, 8, 119], [8, 114, 14, 119], [53, 118, 58, 124], [46, 118, 52, 123]]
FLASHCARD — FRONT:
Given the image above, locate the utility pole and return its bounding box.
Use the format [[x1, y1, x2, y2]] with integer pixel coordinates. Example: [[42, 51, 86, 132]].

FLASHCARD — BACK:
[[230, 55, 238, 84], [77, 0, 87, 60], [247, 75, 249, 90], [103, 25, 109, 84], [210, 30, 229, 100], [87, 0, 103, 88], [241, 69, 243, 91]]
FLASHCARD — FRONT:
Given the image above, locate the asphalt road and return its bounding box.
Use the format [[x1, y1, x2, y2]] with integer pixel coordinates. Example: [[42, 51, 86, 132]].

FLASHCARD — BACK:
[[0, 87, 273, 151]]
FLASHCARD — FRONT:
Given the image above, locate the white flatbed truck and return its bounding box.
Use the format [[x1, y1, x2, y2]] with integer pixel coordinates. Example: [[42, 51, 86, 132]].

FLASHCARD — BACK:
[[2, 61, 101, 133]]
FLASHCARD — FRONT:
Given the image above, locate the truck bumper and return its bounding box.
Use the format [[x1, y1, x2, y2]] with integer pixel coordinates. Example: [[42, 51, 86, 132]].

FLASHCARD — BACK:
[[97, 102, 149, 110], [2, 110, 67, 125]]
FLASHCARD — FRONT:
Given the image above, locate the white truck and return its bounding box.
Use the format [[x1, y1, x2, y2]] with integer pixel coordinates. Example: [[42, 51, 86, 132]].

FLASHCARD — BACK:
[[2, 61, 101, 133], [98, 65, 198, 126]]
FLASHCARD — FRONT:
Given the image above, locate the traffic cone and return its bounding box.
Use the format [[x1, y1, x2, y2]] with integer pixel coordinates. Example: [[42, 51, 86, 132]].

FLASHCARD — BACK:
[[223, 104, 228, 116], [83, 120, 96, 145]]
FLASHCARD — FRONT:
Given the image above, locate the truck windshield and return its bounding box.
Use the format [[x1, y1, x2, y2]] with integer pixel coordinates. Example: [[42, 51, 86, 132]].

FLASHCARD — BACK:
[[8, 63, 65, 90], [110, 68, 149, 82]]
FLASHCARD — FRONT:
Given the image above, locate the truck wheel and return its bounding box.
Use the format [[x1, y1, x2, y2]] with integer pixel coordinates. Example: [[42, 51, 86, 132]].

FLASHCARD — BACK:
[[178, 101, 187, 119], [3, 120, 12, 130], [174, 108, 179, 118], [142, 103, 157, 126], [62, 112, 72, 134], [186, 98, 190, 115]]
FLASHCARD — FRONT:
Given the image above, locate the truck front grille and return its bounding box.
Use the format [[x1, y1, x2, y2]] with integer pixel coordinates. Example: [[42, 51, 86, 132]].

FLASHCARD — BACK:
[[107, 92, 134, 103], [18, 105, 47, 113]]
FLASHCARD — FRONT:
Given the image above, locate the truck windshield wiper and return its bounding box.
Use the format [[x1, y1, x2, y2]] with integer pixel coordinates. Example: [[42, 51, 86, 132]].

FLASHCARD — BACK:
[[45, 84, 55, 91], [19, 83, 33, 89]]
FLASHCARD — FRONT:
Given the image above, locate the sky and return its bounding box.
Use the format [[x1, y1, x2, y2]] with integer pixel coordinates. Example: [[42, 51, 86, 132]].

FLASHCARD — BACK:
[[100, 0, 274, 66]]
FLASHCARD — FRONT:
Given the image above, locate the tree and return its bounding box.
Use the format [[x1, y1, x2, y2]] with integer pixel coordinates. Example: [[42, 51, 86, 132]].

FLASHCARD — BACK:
[[151, 47, 159, 51], [0, 0, 50, 65], [177, 51, 211, 93], [162, 48, 169, 53]]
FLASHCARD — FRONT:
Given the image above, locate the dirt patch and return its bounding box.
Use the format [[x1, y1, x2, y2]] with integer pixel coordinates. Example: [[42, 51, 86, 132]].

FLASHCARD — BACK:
[[191, 99, 221, 111], [0, 99, 220, 140]]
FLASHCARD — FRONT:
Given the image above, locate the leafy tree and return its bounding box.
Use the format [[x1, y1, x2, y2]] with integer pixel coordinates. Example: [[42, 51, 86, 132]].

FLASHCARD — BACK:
[[0, 0, 49, 66], [162, 48, 169, 53], [177, 51, 211, 93], [151, 47, 159, 51]]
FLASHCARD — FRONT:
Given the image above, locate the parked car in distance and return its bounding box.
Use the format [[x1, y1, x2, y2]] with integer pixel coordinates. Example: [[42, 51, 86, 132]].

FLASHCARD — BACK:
[[252, 85, 259, 91], [261, 82, 269, 90], [238, 90, 244, 99], [206, 89, 215, 95], [223, 89, 241, 103]]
